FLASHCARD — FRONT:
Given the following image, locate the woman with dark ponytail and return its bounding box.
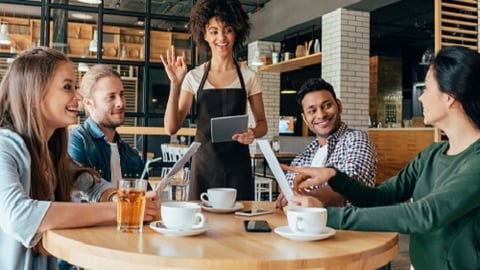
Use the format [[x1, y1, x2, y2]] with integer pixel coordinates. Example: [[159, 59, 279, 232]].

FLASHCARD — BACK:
[[283, 46, 480, 270]]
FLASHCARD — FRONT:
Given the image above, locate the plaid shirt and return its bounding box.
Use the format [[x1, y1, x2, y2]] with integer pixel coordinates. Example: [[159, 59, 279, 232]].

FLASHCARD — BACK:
[[286, 121, 377, 189]]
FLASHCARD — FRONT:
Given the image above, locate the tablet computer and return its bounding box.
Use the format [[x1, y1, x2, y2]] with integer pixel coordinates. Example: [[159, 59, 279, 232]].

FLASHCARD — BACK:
[[211, 115, 248, 143], [256, 139, 294, 202]]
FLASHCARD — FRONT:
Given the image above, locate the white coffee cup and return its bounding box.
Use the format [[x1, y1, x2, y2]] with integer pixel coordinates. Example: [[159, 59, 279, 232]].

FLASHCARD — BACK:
[[200, 188, 237, 209], [271, 52, 279, 64], [287, 207, 327, 234], [161, 201, 205, 230]]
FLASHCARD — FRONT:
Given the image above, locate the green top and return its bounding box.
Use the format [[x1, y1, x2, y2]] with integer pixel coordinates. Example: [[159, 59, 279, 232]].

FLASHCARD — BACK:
[[327, 140, 480, 270]]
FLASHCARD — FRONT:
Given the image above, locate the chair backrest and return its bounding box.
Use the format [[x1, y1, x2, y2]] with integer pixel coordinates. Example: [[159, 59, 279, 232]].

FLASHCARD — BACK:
[[161, 144, 171, 162], [161, 167, 190, 180], [160, 144, 191, 182], [183, 167, 190, 182], [161, 143, 189, 163], [161, 167, 172, 177]]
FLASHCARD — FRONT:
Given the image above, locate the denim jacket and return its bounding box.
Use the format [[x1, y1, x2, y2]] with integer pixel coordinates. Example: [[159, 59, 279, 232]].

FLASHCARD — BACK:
[[68, 117, 144, 182]]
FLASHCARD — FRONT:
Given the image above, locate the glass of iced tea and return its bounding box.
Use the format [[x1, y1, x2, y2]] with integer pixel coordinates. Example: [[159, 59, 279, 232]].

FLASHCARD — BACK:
[[117, 179, 148, 233]]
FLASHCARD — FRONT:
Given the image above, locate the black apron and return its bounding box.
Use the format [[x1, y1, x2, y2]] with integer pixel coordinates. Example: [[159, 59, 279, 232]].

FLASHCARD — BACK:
[[189, 62, 253, 200]]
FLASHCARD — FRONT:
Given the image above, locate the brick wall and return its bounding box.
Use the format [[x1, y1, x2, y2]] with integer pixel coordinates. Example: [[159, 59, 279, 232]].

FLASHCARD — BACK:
[[322, 8, 370, 131], [246, 8, 370, 152], [248, 41, 281, 152]]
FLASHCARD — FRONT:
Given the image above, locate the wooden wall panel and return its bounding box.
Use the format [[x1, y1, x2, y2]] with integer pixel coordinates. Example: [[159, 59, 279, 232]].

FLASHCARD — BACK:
[[369, 128, 436, 184], [435, 0, 478, 51]]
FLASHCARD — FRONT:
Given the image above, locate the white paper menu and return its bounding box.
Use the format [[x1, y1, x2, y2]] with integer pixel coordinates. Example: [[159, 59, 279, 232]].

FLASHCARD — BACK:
[[256, 139, 294, 201], [154, 142, 201, 192]]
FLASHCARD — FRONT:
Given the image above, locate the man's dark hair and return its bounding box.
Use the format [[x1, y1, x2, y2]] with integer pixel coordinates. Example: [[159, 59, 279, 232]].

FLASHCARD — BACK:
[[296, 78, 337, 108]]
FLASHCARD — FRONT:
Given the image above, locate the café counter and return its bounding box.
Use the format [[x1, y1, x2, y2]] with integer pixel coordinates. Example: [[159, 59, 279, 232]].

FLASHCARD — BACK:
[[368, 127, 438, 184]]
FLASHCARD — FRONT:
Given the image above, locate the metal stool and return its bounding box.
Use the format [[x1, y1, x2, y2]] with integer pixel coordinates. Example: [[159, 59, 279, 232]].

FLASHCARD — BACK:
[[254, 176, 273, 201]]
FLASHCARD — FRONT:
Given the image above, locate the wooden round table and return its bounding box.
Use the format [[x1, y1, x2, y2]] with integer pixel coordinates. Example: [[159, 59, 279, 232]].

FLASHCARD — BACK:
[[43, 201, 398, 270]]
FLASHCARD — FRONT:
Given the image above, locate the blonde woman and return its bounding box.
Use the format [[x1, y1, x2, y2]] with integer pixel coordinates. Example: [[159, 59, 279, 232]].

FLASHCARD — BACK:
[[0, 47, 159, 270]]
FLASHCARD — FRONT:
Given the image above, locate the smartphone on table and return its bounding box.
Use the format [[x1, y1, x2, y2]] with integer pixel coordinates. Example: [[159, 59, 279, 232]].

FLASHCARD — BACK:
[[243, 220, 271, 232], [235, 209, 273, 217]]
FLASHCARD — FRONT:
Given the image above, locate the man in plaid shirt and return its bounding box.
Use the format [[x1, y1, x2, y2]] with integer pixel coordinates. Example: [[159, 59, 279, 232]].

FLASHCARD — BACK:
[[275, 78, 377, 207]]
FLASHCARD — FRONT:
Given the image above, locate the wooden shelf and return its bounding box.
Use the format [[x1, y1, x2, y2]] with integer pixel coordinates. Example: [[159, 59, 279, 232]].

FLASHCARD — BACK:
[[0, 15, 190, 64], [259, 52, 322, 73]]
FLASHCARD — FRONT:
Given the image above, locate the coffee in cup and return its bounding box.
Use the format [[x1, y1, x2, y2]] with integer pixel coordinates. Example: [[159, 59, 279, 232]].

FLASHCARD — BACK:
[[200, 188, 236, 208], [161, 201, 205, 230], [287, 207, 327, 234]]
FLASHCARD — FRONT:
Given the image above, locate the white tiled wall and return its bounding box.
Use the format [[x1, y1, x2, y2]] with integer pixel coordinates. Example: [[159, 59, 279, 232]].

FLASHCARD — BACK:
[[247, 71, 280, 153], [248, 40, 281, 71], [322, 8, 370, 131], [248, 41, 281, 152]]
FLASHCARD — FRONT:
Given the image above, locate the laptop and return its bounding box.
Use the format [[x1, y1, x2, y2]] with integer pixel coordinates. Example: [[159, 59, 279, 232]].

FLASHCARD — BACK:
[[256, 139, 294, 201], [211, 115, 248, 143], [154, 142, 201, 192]]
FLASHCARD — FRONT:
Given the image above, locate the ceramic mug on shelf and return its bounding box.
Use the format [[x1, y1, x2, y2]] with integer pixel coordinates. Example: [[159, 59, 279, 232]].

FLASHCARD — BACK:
[[271, 52, 279, 64], [284, 52, 292, 61]]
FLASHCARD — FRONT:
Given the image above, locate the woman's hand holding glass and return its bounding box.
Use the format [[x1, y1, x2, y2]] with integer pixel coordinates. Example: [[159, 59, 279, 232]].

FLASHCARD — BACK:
[[144, 190, 160, 222]]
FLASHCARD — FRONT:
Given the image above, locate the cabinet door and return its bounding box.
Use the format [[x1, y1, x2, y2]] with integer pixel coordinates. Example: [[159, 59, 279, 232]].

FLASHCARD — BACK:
[[172, 32, 192, 65], [0, 17, 31, 53], [149, 31, 172, 63], [67, 22, 92, 57], [102, 25, 120, 60], [119, 27, 144, 60]]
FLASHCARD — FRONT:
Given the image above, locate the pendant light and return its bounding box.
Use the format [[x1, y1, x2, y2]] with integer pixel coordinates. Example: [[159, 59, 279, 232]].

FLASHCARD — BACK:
[[78, 0, 102, 4], [280, 76, 296, 94], [0, 6, 11, 45], [250, 0, 263, 66]]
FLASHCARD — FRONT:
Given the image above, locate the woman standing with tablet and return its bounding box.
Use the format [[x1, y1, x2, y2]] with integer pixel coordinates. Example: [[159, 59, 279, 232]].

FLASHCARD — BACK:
[[161, 0, 267, 200]]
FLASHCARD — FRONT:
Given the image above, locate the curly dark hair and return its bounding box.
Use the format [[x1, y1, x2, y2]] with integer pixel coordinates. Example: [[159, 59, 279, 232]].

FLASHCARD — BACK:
[[190, 0, 251, 54]]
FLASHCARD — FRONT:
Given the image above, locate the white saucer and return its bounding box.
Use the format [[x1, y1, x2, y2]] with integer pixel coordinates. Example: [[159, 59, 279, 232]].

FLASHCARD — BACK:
[[201, 202, 244, 213], [274, 226, 336, 241], [149, 221, 207, 237]]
